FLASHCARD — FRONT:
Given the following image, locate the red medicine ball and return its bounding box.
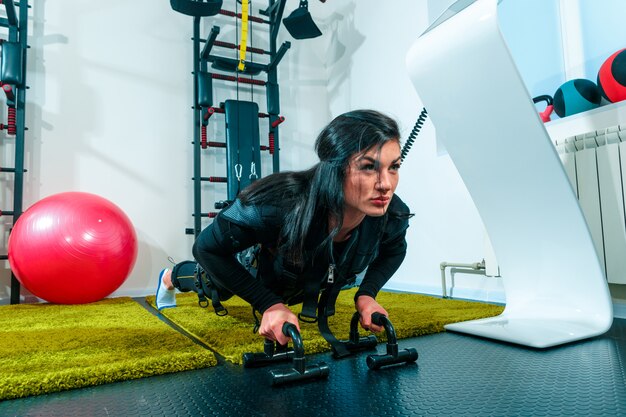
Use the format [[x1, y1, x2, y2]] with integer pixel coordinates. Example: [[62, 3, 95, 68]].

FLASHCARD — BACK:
[[597, 48, 626, 103]]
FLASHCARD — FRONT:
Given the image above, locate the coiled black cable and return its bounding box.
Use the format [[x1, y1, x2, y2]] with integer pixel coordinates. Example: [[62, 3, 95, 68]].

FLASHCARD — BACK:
[[401, 107, 428, 161]]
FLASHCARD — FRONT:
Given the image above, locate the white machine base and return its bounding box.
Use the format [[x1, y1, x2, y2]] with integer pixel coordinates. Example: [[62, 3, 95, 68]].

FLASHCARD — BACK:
[[445, 316, 605, 349]]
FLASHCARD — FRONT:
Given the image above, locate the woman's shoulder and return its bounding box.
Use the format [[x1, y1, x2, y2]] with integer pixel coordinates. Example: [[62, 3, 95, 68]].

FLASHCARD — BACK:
[[219, 198, 288, 230], [388, 194, 411, 217], [382, 194, 412, 236]]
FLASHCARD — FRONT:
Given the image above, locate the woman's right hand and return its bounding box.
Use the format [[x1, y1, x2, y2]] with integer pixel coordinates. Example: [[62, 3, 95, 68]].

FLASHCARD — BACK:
[[259, 303, 300, 345]]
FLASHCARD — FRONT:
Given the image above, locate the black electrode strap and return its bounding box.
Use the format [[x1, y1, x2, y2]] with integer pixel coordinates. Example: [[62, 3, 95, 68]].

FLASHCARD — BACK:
[[322, 280, 343, 317], [251, 307, 261, 333], [316, 288, 351, 358], [196, 292, 209, 308], [194, 275, 210, 308], [195, 264, 228, 316], [210, 287, 228, 316], [299, 272, 322, 319]]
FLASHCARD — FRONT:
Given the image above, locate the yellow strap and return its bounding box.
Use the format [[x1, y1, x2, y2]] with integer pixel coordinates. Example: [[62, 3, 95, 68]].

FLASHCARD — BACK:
[[238, 0, 249, 72]]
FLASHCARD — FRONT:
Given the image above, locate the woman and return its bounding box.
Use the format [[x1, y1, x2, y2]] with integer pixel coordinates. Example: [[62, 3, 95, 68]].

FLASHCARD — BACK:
[[157, 109, 411, 347]]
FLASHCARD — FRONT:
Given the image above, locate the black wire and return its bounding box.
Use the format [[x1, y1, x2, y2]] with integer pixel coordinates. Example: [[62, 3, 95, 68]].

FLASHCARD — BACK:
[[252, 307, 261, 333], [401, 107, 428, 161]]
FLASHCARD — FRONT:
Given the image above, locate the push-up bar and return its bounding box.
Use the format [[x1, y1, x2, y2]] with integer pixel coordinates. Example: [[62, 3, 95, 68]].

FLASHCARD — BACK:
[[242, 313, 419, 386]]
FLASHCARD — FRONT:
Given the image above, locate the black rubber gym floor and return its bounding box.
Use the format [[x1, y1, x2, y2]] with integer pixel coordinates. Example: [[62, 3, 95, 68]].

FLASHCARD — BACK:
[[2, 302, 625, 417]]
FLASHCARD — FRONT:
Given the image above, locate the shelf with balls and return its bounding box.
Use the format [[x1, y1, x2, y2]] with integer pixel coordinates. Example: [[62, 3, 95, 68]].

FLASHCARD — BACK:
[[543, 48, 626, 142]]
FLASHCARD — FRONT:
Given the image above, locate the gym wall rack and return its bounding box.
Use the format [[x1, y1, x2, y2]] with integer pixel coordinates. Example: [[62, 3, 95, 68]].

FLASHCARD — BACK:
[[170, 0, 290, 238], [0, 0, 30, 304]]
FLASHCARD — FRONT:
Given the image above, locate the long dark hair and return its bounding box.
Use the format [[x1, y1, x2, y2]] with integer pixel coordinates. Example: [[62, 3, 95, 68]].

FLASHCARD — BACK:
[[239, 109, 401, 265]]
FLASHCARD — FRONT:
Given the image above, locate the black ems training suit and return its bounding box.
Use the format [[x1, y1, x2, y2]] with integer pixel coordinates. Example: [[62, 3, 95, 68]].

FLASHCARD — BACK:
[[191, 194, 411, 323]]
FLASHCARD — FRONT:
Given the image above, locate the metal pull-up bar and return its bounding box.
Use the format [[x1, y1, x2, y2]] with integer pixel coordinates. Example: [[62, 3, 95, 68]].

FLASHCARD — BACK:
[[3, 84, 15, 101], [0, 107, 16, 134], [2, 0, 18, 26], [200, 26, 220, 60], [218, 9, 269, 24], [0, 166, 24, 173], [268, 42, 290, 70], [202, 140, 270, 151], [193, 212, 219, 218], [204, 106, 272, 120], [200, 176, 227, 183], [271, 116, 285, 128], [211, 73, 266, 86], [214, 40, 268, 56]]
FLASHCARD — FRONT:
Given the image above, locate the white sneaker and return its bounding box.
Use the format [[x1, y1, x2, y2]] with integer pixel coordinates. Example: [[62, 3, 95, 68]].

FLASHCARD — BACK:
[[155, 268, 176, 311]]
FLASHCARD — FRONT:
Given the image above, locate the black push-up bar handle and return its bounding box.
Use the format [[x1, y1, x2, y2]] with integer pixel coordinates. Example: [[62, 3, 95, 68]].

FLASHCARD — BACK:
[[341, 311, 378, 353], [366, 312, 418, 370], [242, 340, 293, 368], [269, 322, 329, 386], [242, 337, 293, 368], [281, 322, 305, 373], [372, 312, 398, 355]]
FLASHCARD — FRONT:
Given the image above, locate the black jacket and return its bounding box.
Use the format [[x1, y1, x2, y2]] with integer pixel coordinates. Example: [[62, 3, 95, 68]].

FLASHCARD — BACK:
[[192, 194, 410, 316]]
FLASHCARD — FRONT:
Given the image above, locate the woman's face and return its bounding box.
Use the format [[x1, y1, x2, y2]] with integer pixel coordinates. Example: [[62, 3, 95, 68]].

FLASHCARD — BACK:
[[343, 140, 401, 219]]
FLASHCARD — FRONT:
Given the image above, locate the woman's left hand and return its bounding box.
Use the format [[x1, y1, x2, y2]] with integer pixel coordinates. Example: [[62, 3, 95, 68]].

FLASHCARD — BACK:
[[355, 295, 388, 333]]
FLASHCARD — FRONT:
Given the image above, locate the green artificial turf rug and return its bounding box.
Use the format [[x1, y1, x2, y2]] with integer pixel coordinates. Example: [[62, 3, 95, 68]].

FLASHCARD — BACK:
[[146, 288, 504, 365], [0, 297, 217, 401]]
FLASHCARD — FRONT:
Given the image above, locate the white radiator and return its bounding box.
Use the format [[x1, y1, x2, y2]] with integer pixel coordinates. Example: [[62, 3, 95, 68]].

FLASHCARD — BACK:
[[554, 124, 626, 284]]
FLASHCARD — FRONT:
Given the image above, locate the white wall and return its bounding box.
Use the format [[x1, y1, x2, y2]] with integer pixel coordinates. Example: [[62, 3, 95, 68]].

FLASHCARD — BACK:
[[315, 0, 501, 300], [311, 0, 626, 302], [0, 0, 328, 302], [576, 0, 626, 84], [498, 0, 564, 98]]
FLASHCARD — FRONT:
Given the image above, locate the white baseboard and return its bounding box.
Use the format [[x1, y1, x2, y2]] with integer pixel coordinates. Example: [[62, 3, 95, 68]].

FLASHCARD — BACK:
[[385, 282, 626, 320], [108, 288, 154, 299], [384, 282, 507, 305], [0, 289, 154, 305]]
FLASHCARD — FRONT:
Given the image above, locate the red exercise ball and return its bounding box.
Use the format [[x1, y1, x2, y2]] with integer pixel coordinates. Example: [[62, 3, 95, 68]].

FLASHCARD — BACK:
[[597, 48, 626, 103], [8, 192, 138, 304]]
